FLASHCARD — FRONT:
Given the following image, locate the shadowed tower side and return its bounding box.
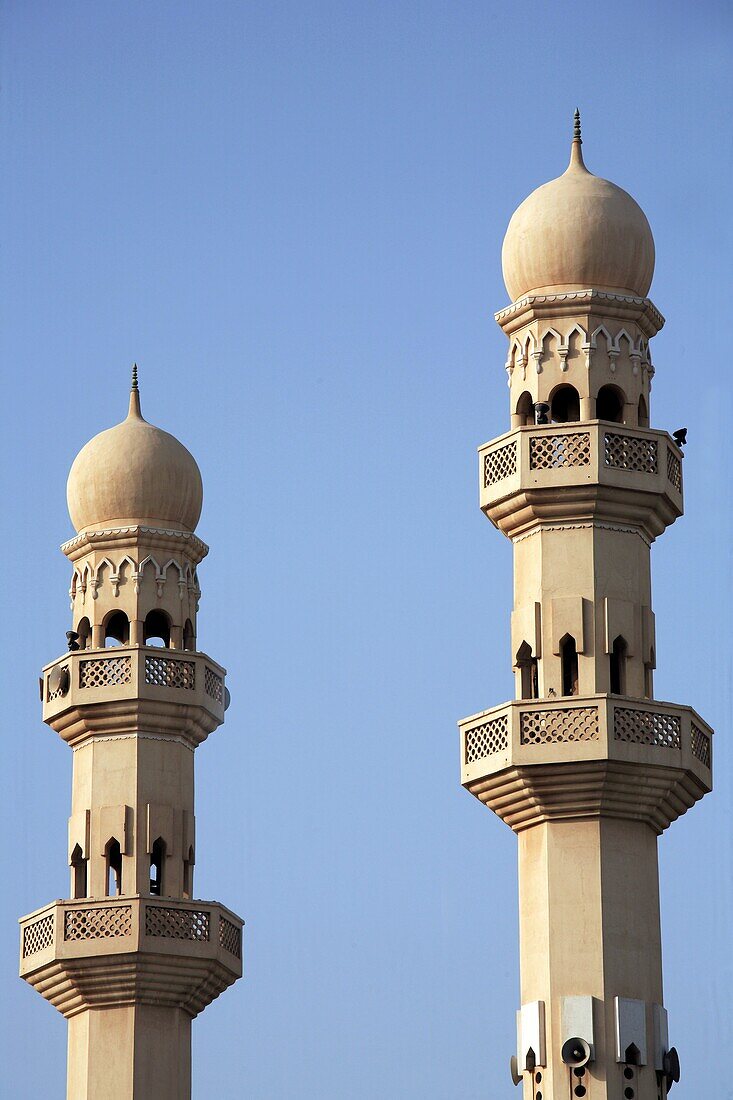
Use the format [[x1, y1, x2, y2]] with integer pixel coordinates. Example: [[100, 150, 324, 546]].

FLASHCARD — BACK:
[[459, 116, 712, 1100], [20, 370, 243, 1099]]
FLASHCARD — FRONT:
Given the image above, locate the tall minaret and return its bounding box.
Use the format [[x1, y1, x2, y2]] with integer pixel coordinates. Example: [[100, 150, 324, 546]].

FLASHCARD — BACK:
[[19, 370, 243, 1099], [459, 115, 712, 1100]]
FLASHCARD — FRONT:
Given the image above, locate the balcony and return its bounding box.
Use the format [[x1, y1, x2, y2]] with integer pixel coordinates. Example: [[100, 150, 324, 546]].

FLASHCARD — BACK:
[[19, 895, 243, 1019], [458, 694, 712, 834], [41, 646, 227, 748], [479, 422, 683, 540]]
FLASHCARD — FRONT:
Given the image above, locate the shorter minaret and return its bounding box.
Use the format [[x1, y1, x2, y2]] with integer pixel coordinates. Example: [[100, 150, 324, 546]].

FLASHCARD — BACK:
[[20, 370, 243, 1099], [459, 118, 712, 1099]]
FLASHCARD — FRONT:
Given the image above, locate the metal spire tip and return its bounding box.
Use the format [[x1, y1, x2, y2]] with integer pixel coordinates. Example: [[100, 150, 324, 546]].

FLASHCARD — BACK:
[[131, 363, 139, 391], [573, 108, 582, 143]]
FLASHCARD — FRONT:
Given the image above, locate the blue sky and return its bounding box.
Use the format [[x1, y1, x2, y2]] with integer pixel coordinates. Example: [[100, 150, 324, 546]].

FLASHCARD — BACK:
[[1, 2, 731, 1096]]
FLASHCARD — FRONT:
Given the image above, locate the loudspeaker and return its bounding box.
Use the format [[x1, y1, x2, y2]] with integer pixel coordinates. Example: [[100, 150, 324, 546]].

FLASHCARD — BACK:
[[561, 1037, 591, 1068]]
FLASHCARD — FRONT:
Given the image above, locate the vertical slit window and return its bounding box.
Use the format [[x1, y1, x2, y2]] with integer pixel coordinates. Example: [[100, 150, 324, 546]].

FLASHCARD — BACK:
[[105, 839, 123, 896]]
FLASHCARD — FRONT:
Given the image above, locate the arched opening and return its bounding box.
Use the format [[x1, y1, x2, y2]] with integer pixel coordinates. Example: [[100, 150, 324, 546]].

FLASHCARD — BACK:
[[183, 846, 195, 900], [516, 642, 539, 700], [104, 611, 129, 647], [624, 1043, 642, 1067], [644, 646, 655, 699], [596, 384, 625, 423], [70, 844, 87, 899], [638, 393, 649, 428], [76, 617, 91, 650], [105, 839, 123, 896], [183, 619, 195, 652], [149, 837, 166, 896], [610, 635, 627, 695], [144, 610, 171, 648], [550, 384, 580, 424], [515, 391, 534, 427], [559, 634, 579, 696]]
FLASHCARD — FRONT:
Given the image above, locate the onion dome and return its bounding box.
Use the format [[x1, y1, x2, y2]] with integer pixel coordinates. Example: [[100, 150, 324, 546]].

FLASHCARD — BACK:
[[67, 366, 203, 534], [501, 111, 655, 302]]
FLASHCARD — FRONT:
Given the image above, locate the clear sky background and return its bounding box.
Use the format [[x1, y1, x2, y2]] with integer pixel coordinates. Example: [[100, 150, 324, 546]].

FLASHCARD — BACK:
[[1, 2, 731, 1097]]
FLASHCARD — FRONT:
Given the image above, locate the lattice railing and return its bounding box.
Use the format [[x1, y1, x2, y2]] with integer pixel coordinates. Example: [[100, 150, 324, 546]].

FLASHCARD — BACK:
[[604, 432, 658, 473], [145, 905, 210, 941], [613, 707, 680, 749], [484, 441, 518, 486], [23, 914, 54, 957], [529, 432, 591, 469], [520, 706, 600, 745], [667, 449, 682, 492], [219, 917, 242, 959], [464, 714, 509, 763], [204, 666, 224, 702], [79, 655, 132, 688], [690, 723, 712, 768], [144, 656, 196, 690], [64, 905, 132, 941]]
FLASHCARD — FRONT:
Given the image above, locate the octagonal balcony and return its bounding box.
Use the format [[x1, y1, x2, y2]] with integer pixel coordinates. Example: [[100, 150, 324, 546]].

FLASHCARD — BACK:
[[479, 422, 683, 540], [459, 693, 712, 834], [41, 646, 227, 748]]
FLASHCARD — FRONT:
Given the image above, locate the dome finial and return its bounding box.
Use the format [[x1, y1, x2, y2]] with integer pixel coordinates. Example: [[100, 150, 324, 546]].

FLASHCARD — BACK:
[[568, 107, 587, 172], [128, 363, 143, 420]]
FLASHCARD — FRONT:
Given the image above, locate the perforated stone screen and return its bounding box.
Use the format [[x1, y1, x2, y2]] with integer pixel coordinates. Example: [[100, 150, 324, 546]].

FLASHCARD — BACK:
[[613, 707, 680, 749], [145, 905, 210, 941], [690, 723, 711, 768], [603, 432, 658, 473], [520, 706, 599, 744], [23, 914, 54, 957], [64, 905, 132, 941], [483, 441, 517, 486], [144, 656, 196, 690], [219, 917, 241, 959], [464, 715, 509, 763], [204, 667, 224, 702], [529, 432, 591, 469], [79, 656, 132, 688], [667, 449, 682, 492]]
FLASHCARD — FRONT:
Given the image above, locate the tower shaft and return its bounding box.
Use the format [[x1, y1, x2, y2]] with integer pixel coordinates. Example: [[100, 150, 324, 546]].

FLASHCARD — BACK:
[[20, 380, 242, 1099], [460, 125, 712, 1100]]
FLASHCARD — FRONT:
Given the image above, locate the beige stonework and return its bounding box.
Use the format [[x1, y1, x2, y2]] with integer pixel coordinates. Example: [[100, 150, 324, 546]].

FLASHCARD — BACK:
[[459, 116, 712, 1099], [20, 370, 242, 1099]]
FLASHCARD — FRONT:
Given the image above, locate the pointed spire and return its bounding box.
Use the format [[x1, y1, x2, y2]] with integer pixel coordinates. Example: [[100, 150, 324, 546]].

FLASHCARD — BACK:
[[567, 107, 588, 173], [128, 362, 143, 420]]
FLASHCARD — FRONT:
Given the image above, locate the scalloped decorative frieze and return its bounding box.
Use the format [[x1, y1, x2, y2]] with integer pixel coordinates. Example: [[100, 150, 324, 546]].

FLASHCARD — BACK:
[[61, 524, 209, 558], [495, 288, 665, 339]]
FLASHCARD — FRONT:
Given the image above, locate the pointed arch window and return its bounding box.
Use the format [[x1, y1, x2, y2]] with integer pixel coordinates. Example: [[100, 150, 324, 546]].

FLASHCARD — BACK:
[[105, 838, 123, 896], [638, 393, 649, 428], [70, 844, 87, 899], [516, 642, 539, 700], [559, 634, 579, 696], [610, 635, 628, 695], [149, 837, 166, 896], [183, 619, 195, 652], [183, 846, 195, 900]]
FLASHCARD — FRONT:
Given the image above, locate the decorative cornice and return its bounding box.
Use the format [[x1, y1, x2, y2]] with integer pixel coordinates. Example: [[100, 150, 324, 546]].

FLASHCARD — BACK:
[[512, 521, 652, 548], [495, 289, 665, 340], [61, 525, 209, 565], [71, 733, 194, 753]]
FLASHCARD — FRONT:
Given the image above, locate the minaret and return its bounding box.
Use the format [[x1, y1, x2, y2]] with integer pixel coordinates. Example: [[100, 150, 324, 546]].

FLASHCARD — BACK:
[[459, 116, 712, 1099], [19, 370, 243, 1099]]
